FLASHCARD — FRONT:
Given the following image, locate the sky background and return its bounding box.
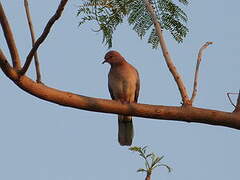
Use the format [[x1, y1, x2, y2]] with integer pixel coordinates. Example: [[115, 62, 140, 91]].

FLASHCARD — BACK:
[[1, 0, 240, 180]]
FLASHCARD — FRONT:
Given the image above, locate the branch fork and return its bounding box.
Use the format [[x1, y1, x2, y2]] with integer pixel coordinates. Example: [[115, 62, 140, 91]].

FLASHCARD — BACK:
[[0, 0, 68, 82], [143, 0, 213, 106]]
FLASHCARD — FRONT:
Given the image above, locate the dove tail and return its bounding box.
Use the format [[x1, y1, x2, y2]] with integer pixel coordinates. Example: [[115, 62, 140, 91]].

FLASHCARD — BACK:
[[118, 115, 134, 146]]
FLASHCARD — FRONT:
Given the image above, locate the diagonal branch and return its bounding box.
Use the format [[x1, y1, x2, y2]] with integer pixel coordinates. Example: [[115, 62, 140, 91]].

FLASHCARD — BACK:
[[143, 0, 190, 105], [0, 2, 21, 70], [227, 92, 237, 108], [24, 0, 42, 83], [191, 42, 213, 103], [20, 0, 69, 75]]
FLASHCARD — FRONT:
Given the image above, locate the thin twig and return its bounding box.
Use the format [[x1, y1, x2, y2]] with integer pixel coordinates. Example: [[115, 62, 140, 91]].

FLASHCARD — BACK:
[[229, 91, 240, 112], [143, 0, 190, 105], [20, 0, 69, 75], [190, 42, 213, 103], [227, 93, 237, 108], [24, 0, 42, 83], [234, 90, 240, 112], [0, 2, 21, 70]]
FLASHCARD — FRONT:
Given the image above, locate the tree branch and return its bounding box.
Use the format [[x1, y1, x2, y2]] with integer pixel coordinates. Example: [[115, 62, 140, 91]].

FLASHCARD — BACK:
[[145, 174, 151, 180], [0, 2, 21, 70], [20, 0, 69, 75], [227, 93, 237, 108], [1, 54, 240, 131], [143, 0, 190, 105], [24, 1, 42, 83], [191, 41, 213, 103], [234, 90, 240, 113], [24, 0, 42, 83]]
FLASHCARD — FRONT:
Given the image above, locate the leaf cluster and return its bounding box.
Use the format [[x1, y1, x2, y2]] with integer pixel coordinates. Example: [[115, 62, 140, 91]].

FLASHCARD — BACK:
[[77, 0, 189, 48], [129, 146, 171, 176]]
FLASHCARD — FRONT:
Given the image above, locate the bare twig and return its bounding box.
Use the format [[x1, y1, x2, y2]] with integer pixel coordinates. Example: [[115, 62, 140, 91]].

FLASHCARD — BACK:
[[227, 93, 237, 108], [191, 42, 213, 103], [0, 2, 21, 70], [229, 91, 240, 112], [143, 0, 190, 105], [234, 90, 240, 112], [20, 0, 69, 75], [24, 0, 42, 83]]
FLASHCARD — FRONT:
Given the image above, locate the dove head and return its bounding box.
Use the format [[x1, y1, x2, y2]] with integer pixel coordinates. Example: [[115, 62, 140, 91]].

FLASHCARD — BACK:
[[102, 50, 125, 65]]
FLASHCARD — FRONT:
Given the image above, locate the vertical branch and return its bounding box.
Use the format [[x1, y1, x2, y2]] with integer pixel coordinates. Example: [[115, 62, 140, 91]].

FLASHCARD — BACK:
[[24, 0, 42, 83], [190, 42, 213, 103], [0, 2, 21, 70], [145, 173, 151, 180], [20, 0, 69, 75], [143, 0, 190, 105]]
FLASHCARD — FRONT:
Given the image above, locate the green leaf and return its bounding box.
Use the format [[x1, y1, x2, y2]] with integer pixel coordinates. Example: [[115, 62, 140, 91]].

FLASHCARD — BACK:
[[145, 161, 150, 169], [129, 146, 142, 152], [77, 0, 189, 48], [146, 153, 153, 158], [155, 164, 172, 173], [150, 153, 156, 163], [151, 156, 161, 167], [178, 0, 189, 5], [137, 168, 147, 173]]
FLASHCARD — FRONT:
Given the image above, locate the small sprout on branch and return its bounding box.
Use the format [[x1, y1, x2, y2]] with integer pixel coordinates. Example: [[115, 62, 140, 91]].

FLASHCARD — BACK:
[[129, 146, 171, 179]]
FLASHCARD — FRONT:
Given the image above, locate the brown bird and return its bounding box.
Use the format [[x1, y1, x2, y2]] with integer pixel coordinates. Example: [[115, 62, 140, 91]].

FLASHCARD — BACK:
[[102, 50, 140, 146]]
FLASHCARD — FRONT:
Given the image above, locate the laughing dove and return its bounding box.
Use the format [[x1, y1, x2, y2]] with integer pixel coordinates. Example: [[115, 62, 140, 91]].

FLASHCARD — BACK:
[[103, 50, 140, 146]]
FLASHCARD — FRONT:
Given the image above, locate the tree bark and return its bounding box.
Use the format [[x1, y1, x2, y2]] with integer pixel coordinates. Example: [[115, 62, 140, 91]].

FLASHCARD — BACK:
[[143, 0, 190, 105], [24, 0, 42, 83], [0, 2, 21, 70], [145, 174, 151, 180], [1, 52, 240, 130], [145, 171, 151, 180], [191, 42, 213, 103]]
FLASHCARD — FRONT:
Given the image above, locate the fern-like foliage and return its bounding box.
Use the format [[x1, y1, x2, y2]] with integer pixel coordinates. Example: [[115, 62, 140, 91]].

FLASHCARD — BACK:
[[129, 146, 172, 176], [77, 0, 189, 48]]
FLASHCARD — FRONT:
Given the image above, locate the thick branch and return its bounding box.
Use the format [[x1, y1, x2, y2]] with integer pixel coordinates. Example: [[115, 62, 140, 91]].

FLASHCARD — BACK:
[[191, 42, 213, 103], [24, 0, 42, 83], [0, 2, 21, 70], [1, 54, 240, 130], [20, 0, 69, 75], [143, 0, 190, 105]]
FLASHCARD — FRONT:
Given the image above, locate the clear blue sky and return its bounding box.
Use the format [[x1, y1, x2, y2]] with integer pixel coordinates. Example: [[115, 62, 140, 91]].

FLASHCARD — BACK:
[[1, 1, 240, 180]]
